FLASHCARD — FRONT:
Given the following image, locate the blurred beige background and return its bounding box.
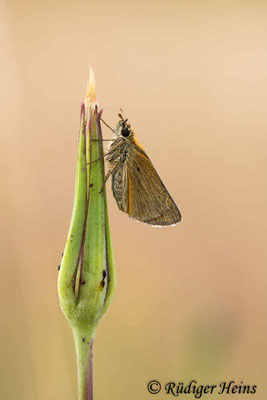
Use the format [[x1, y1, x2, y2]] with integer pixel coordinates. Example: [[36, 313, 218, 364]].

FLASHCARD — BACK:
[[1, 0, 266, 399]]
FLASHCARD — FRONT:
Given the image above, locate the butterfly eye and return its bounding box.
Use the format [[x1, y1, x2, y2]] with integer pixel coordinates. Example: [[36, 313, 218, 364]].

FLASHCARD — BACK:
[[121, 127, 131, 137]]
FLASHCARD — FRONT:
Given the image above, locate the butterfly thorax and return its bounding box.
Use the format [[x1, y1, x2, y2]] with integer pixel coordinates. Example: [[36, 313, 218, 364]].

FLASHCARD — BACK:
[[107, 137, 133, 164]]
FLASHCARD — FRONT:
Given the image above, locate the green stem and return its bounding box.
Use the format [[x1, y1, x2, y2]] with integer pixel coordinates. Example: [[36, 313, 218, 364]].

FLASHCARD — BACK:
[[73, 327, 95, 400]]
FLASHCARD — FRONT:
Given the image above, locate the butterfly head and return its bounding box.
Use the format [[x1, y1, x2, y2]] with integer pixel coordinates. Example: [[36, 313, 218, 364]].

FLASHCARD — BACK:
[[115, 112, 133, 139]]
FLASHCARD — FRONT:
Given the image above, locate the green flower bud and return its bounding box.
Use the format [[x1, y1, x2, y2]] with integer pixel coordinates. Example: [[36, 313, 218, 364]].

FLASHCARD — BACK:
[[57, 69, 115, 399]]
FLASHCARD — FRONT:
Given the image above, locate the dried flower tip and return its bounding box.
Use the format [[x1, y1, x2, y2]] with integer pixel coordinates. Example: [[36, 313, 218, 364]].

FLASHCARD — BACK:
[[85, 65, 96, 107]]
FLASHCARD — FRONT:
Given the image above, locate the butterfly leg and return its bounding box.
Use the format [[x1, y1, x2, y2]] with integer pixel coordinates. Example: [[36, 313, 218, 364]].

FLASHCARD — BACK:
[[99, 160, 121, 193], [86, 152, 110, 165], [92, 139, 116, 141], [87, 138, 123, 165], [100, 118, 114, 132]]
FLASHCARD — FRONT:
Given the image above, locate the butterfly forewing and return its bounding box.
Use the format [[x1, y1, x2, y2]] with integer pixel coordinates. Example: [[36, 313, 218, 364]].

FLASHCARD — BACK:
[[113, 144, 182, 226]]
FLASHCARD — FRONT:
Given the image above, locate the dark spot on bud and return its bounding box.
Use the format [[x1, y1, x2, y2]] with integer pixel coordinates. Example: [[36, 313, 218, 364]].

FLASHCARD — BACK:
[[57, 265, 61, 270], [100, 270, 107, 289]]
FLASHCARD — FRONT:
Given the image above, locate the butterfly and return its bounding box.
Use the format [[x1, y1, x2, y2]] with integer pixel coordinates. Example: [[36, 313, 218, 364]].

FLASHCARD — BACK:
[[100, 112, 182, 226]]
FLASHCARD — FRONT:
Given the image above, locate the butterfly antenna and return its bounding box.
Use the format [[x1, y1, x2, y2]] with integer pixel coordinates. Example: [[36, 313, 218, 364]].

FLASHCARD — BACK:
[[118, 108, 127, 121]]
